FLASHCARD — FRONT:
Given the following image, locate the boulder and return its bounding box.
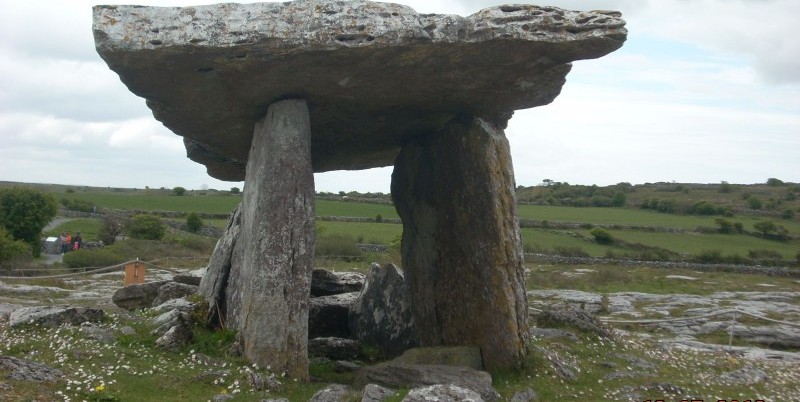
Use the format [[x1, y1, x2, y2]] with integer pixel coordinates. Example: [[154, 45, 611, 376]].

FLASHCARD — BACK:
[[151, 282, 198, 307], [349, 263, 417, 357], [310, 292, 359, 339], [312, 268, 365, 296], [229, 99, 316, 379], [93, 1, 626, 180], [309, 384, 355, 402], [198, 203, 241, 328], [112, 280, 169, 311], [355, 363, 499, 402], [0, 356, 63, 382], [392, 117, 529, 369], [718, 367, 769, 385], [402, 384, 484, 402], [308, 337, 361, 361], [9, 306, 103, 328], [510, 388, 538, 402], [80, 323, 116, 344]]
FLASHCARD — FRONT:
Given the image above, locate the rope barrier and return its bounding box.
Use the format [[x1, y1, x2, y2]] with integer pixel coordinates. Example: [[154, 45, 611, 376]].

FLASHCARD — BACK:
[[0, 256, 205, 280]]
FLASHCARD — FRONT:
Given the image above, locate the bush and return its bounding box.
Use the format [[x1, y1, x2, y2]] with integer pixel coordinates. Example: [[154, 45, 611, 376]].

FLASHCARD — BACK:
[[766, 178, 784, 186], [315, 234, 363, 261], [172, 186, 187, 196], [63, 248, 126, 268], [719, 181, 733, 193], [692, 249, 724, 264], [186, 212, 203, 233], [715, 218, 734, 234], [0, 226, 31, 264], [589, 228, 614, 244], [126, 214, 166, 240], [230, 187, 240, 195], [782, 209, 795, 220], [375, 214, 383, 223], [747, 197, 763, 210]]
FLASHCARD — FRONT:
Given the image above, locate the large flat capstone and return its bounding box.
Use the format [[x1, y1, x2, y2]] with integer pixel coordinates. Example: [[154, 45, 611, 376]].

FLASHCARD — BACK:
[[93, 0, 626, 180]]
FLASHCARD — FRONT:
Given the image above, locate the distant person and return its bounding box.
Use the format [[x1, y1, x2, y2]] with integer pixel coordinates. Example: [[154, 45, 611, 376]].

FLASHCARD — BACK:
[[64, 232, 72, 253], [73, 232, 82, 250], [59, 232, 67, 254]]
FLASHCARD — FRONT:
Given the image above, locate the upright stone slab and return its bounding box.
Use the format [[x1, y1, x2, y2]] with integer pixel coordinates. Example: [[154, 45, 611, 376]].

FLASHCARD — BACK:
[[391, 116, 529, 369], [235, 99, 315, 379]]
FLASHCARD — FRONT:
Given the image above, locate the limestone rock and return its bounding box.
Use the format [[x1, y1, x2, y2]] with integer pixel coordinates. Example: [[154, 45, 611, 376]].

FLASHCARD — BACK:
[[312, 268, 365, 297], [349, 263, 417, 357], [391, 117, 529, 369], [308, 337, 361, 361], [152, 282, 198, 307], [93, 1, 626, 180], [151, 297, 196, 314], [173, 273, 202, 286], [155, 313, 193, 350], [0, 303, 20, 322], [534, 309, 613, 339], [402, 384, 484, 402], [309, 292, 358, 339], [112, 280, 169, 311], [510, 388, 538, 402], [355, 363, 499, 402], [309, 384, 355, 402], [718, 366, 769, 385], [80, 323, 116, 344], [231, 99, 316, 379], [9, 306, 103, 328], [334, 360, 362, 373], [361, 383, 397, 402], [0, 356, 63, 382], [198, 203, 241, 328]]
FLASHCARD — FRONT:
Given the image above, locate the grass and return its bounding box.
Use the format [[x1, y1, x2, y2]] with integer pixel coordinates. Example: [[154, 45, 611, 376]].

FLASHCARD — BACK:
[[316, 221, 401, 245]]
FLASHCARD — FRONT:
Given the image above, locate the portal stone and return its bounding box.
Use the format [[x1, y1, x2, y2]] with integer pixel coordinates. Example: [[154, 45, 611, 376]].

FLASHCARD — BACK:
[[233, 99, 315, 379], [391, 116, 528, 369]]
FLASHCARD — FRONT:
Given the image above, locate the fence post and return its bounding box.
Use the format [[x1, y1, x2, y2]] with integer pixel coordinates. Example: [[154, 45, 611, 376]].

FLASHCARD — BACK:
[[728, 309, 737, 349]]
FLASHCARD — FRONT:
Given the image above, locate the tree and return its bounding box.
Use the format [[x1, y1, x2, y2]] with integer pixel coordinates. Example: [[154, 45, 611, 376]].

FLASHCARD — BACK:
[[766, 178, 784, 186], [186, 212, 203, 233], [611, 192, 627, 207], [99, 215, 124, 245], [172, 186, 187, 196], [126, 214, 166, 240], [0, 188, 57, 257], [230, 187, 240, 194], [715, 218, 733, 234], [753, 221, 777, 237], [719, 181, 732, 193], [747, 197, 763, 210]]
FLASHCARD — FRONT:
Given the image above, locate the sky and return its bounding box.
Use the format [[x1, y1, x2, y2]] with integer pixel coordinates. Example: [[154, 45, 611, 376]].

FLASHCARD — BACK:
[[1, 0, 798, 193]]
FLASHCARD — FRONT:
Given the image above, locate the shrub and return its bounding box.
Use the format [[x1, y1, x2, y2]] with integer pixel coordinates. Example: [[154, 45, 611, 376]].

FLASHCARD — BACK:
[[782, 209, 795, 220], [733, 222, 744, 234], [0, 226, 31, 264], [375, 214, 383, 223], [715, 218, 734, 234], [692, 249, 724, 264], [753, 221, 777, 236], [611, 191, 626, 207], [589, 228, 614, 244], [230, 187, 240, 195], [172, 186, 187, 196], [719, 181, 733, 193], [126, 214, 166, 240], [315, 234, 363, 261], [747, 197, 763, 210], [690, 200, 721, 215], [186, 212, 203, 233], [63, 248, 126, 268]]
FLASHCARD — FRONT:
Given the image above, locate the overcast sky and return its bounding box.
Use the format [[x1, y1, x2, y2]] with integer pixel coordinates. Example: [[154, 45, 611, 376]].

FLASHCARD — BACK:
[[1, 0, 798, 193]]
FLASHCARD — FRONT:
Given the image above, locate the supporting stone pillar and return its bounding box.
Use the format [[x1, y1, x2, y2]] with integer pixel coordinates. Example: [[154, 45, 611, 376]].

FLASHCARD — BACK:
[[391, 116, 529, 370], [234, 99, 315, 379]]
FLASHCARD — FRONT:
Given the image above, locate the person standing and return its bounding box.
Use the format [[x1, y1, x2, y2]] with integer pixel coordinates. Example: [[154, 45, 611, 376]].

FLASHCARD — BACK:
[[73, 232, 82, 250]]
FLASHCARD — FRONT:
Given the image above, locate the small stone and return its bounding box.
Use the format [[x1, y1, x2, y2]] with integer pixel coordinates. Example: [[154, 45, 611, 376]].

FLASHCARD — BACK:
[[212, 394, 234, 402], [509, 388, 538, 402], [334, 360, 361, 373]]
